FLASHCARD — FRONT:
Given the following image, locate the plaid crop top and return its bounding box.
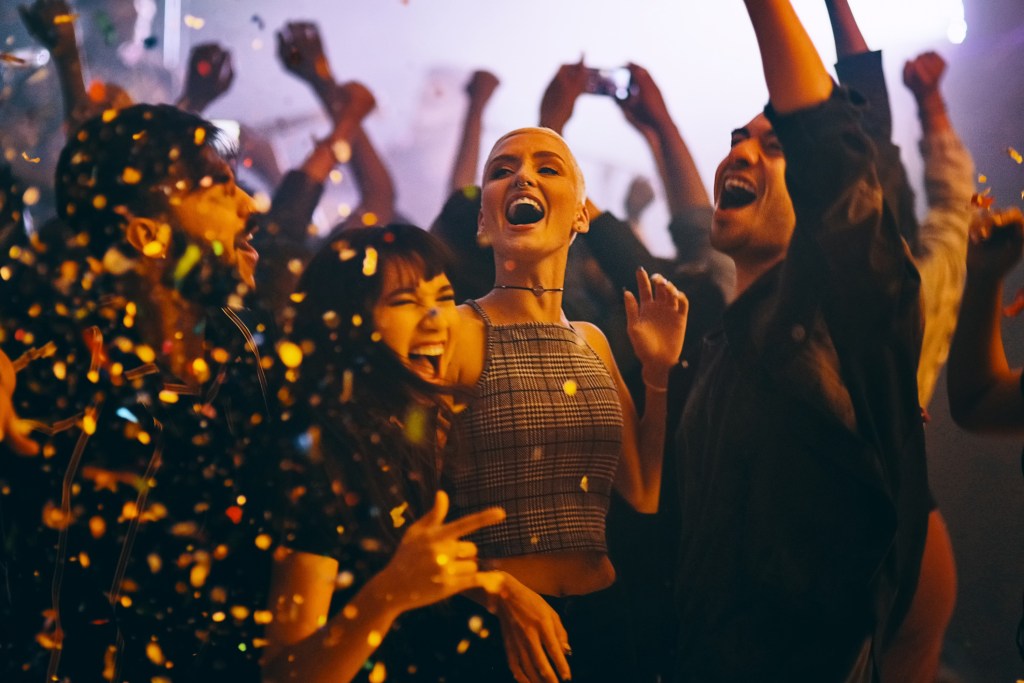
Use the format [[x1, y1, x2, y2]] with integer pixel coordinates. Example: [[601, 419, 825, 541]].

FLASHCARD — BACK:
[[449, 300, 624, 558]]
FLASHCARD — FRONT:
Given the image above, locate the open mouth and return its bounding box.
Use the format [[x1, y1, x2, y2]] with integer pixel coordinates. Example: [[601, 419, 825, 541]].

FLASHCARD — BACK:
[[408, 343, 444, 379], [718, 177, 757, 210], [506, 197, 545, 225]]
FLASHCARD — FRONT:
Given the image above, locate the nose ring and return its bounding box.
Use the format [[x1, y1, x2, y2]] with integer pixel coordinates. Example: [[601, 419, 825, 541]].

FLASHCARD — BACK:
[[516, 177, 531, 188]]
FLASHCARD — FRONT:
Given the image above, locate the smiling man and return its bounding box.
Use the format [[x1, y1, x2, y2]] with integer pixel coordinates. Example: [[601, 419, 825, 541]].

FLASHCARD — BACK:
[[672, 1, 929, 682], [0, 103, 278, 681]]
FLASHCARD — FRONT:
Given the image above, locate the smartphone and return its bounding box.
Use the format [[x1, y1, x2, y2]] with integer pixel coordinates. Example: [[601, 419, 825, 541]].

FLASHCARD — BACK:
[[584, 67, 633, 101]]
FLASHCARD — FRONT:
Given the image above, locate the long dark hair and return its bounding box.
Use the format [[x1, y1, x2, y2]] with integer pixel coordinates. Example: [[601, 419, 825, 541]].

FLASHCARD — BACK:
[[283, 224, 460, 544]]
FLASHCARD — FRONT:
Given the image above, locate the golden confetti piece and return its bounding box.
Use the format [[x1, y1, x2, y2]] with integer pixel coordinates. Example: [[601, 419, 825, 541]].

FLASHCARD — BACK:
[[367, 630, 383, 647], [289, 291, 307, 303], [331, 140, 352, 163], [337, 203, 352, 218], [121, 167, 141, 184], [211, 611, 226, 622], [147, 553, 162, 573], [390, 501, 409, 528], [436, 553, 450, 567], [362, 247, 378, 276], [22, 187, 40, 206], [277, 341, 303, 369], [563, 379, 578, 396], [102, 109, 118, 123], [146, 642, 165, 665], [468, 616, 483, 633], [362, 211, 379, 226], [89, 515, 106, 538], [78, 551, 90, 568], [158, 389, 179, 404], [329, 169, 343, 184], [194, 127, 206, 146], [342, 604, 359, 620], [191, 564, 210, 588], [231, 605, 250, 620], [83, 413, 97, 435], [141, 240, 163, 257], [254, 534, 272, 550], [21, 151, 40, 163], [120, 595, 132, 608], [978, 174, 987, 183], [580, 475, 589, 492], [1010, 147, 1023, 164], [253, 610, 273, 624], [53, 13, 76, 24], [457, 639, 471, 654], [184, 14, 206, 30], [368, 662, 386, 683]]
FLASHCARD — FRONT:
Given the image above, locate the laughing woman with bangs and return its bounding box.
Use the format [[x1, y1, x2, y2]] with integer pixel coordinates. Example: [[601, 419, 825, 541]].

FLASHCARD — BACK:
[[261, 224, 506, 683], [443, 127, 689, 682]]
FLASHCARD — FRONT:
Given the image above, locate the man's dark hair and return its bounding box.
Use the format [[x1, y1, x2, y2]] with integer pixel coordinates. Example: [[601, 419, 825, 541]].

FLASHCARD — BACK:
[[55, 103, 227, 259]]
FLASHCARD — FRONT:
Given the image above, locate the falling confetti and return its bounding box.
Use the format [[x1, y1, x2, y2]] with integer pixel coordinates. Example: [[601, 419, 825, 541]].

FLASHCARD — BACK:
[[251, 14, 265, 30], [562, 379, 578, 396], [362, 247, 378, 276], [1009, 147, 1023, 165], [277, 341, 303, 369], [580, 475, 589, 492], [21, 151, 40, 163], [390, 501, 409, 528], [184, 14, 206, 30]]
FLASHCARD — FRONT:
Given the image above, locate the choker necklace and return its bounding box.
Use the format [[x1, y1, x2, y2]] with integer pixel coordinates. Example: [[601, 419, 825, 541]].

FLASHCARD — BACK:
[[493, 284, 565, 298]]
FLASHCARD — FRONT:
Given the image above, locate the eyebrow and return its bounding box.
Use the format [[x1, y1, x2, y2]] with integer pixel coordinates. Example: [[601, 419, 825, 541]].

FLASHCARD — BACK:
[[730, 127, 750, 139]]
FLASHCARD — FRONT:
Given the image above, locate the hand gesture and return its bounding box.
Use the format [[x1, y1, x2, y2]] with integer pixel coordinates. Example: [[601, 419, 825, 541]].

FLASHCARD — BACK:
[[492, 573, 572, 683], [0, 348, 39, 457], [624, 268, 688, 383], [618, 63, 672, 137], [18, 0, 76, 54], [373, 491, 505, 613], [967, 207, 1024, 283], [538, 60, 588, 134], [276, 21, 334, 88], [466, 69, 500, 105], [902, 51, 946, 103], [179, 43, 235, 113], [322, 80, 376, 128]]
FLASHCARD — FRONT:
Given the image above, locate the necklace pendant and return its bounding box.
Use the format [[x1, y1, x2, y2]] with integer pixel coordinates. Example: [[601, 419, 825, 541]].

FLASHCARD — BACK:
[[531, 284, 546, 297]]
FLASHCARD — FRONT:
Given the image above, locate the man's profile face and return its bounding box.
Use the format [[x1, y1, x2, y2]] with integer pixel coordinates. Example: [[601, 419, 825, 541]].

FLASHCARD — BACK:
[[167, 156, 259, 290], [710, 113, 796, 267]]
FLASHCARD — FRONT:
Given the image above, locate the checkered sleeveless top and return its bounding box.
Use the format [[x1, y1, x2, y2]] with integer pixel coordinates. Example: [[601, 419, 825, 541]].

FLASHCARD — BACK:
[[449, 300, 624, 558]]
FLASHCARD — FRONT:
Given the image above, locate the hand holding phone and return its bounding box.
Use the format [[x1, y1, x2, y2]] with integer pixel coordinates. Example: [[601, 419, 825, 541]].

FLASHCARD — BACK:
[[584, 67, 634, 101]]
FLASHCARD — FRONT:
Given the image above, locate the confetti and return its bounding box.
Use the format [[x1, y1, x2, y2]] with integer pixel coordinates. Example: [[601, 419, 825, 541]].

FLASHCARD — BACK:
[[184, 14, 206, 30], [361, 212, 379, 227], [580, 475, 589, 492], [21, 151, 40, 163], [971, 191, 995, 210], [1009, 147, 1023, 165], [562, 379, 578, 396], [368, 662, 386, 683], [368, 631, 383, 647], [457, 639, 471, 654], [277, 341, 303, 368], [146, 642, 165, 665], [253, 610, 273, 624], [53, 13, 76, 25], [0, 52, 27, 65], [362, 247, 378, 276], [390, 501, 409, 528], [978, 174, 987, 183], [1003, 287, 1024, 318], [251, 14, 265, 30], [329, 169, 343, 184], [22, 187, 40, 206], [254, 534, 272, 550], [194, 127, 206, 145], [331, 140, 352, 163]]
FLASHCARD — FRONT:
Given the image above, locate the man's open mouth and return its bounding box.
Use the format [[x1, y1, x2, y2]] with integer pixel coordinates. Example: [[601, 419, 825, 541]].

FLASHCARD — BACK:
[[719, 177, 757, 210]]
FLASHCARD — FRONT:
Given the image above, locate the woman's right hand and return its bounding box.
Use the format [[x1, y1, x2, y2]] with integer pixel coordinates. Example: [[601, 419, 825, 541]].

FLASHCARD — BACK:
[[368, 491, 505, 614], [491, 573, 572, 683]]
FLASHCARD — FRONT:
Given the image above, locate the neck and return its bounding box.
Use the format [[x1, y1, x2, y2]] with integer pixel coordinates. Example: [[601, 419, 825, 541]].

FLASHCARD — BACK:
[[132, 276, 207, 387], [733, 253, 785, 298]]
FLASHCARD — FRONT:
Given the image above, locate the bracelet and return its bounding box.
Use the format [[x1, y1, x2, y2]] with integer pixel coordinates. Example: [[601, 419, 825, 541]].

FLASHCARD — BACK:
[[644, 380, 669, 393]]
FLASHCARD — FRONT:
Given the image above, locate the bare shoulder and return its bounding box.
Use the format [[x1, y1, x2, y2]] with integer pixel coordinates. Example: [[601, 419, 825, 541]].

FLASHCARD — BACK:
[[449, 303, 487, 386], [573, 320, 614, 365]]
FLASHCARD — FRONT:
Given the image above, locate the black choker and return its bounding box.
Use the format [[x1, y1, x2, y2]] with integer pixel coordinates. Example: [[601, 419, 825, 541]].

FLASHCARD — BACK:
[[493, 284, 565, 297]]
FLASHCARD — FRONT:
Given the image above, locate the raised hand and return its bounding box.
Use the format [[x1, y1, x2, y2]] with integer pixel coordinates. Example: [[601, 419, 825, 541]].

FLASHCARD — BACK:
[[18, 0, 76, 53], [624, 268, 688, 384], [371, 491, 505, 613], [0, 348, 39, 457], [324, 80, 376, 126], [178, 43, 235, 113], [491, 573, 571, 683], [902, 51, 946, 103], [967, 207, 1024, 283], [276, 21, 334, 89], [538, 60, 588, 134], [618, 63, 672, 136], [466, 69, 500, 105]]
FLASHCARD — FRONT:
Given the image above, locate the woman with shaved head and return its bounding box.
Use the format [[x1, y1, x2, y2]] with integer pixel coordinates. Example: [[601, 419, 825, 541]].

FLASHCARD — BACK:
[[444, 126, 688, 682]]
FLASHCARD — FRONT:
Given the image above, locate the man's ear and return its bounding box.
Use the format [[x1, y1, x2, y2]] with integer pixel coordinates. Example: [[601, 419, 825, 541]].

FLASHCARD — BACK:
[[477, 207, 486, 236], [125, 216, 170, 259]]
